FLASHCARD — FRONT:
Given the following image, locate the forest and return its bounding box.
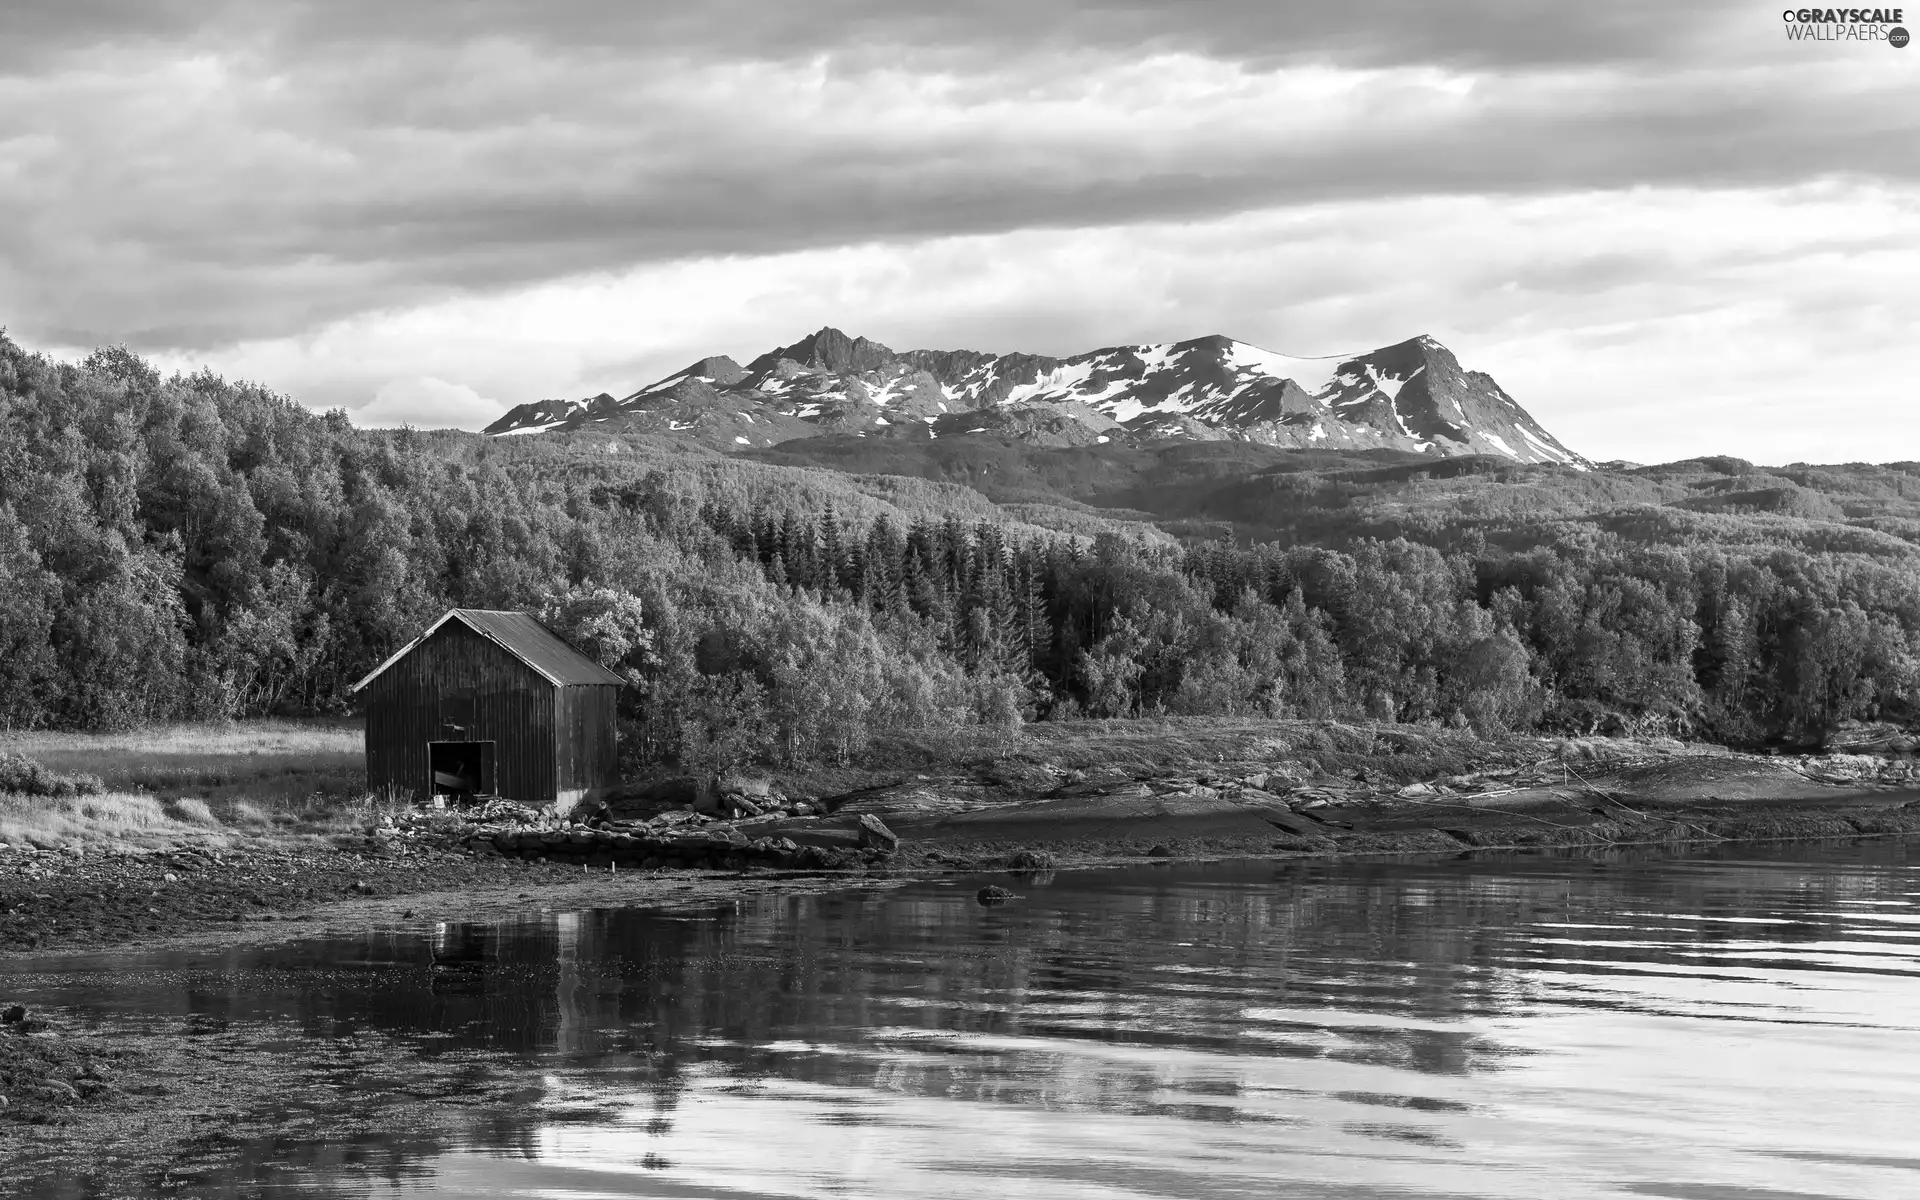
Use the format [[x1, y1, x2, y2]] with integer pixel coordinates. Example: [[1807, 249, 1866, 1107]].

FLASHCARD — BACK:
[[3, 331, 1918, 772]]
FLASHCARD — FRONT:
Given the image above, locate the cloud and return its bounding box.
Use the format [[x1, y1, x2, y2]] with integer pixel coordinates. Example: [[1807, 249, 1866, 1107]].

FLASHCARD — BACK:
[[1, 2, 1915, 353], [0, 0, 1751, 72], [350, 376, 505, 430]]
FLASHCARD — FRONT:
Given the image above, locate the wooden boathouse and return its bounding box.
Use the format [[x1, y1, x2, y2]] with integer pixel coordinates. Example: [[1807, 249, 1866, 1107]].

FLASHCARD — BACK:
[[350, 608, 623, 812]]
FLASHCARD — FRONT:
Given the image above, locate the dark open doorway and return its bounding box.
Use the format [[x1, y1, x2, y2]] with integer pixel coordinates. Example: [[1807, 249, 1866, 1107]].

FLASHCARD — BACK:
[[429, 740, 495, 798]]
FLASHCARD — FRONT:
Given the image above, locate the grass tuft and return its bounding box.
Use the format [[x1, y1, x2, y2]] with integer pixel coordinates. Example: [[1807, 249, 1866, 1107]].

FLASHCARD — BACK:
[[0, 792, 222, 852], [162, 798, 219, 827]]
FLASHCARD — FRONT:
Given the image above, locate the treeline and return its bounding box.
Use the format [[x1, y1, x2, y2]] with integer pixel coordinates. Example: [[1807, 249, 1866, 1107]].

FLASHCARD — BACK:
[[628, 485, 1920, 746], [2, 335, 1917, 768]]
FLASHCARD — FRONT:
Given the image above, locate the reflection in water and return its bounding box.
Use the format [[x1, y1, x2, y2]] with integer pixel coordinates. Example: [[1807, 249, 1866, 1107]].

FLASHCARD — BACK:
[[5, 840, 1919, 1199]]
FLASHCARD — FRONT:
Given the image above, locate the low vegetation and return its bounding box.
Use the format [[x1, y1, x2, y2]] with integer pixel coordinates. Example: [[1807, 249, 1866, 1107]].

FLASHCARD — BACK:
[[0, 720, 372, 851]]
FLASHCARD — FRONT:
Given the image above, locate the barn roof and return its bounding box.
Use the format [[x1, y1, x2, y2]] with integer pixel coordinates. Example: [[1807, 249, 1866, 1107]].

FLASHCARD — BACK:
[[349, 608, 625, 693]]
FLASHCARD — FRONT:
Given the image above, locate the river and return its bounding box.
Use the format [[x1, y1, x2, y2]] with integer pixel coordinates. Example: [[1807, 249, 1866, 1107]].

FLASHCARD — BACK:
[[5, 840, 1918, 1199]]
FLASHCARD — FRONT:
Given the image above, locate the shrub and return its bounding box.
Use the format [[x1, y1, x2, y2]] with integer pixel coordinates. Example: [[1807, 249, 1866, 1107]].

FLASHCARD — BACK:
[[223, 799, 276, 828], [0, 751, 105, 798], [163, 797, 220, 826]]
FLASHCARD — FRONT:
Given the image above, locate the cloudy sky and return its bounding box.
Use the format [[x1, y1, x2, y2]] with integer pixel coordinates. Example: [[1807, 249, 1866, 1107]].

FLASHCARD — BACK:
[[2, 1, 1914, 462]]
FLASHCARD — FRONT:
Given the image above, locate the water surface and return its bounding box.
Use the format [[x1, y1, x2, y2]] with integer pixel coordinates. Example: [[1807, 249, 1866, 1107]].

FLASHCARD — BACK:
[[6, 841, 1918, 1199]]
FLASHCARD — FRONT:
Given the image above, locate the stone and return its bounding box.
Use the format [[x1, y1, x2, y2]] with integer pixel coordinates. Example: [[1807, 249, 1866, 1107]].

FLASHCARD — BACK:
[[856, 814, 899, 853], [1255, 807, 1326, 839], [1007, 849, 1054, 870], [2, 1004, 27, 1024], [1146, 844, 1173, 858], [39, 1079, 80, 1105], [777, 825, 858, 850], [976, 885, 1014, 906]]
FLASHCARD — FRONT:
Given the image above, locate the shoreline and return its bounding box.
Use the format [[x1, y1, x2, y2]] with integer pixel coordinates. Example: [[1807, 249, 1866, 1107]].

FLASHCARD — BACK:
[[4, 783, 1917, 965]]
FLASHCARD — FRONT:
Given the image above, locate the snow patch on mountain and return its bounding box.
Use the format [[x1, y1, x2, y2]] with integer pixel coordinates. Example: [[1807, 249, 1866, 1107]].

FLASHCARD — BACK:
[[1230, 344, 1344, 393]]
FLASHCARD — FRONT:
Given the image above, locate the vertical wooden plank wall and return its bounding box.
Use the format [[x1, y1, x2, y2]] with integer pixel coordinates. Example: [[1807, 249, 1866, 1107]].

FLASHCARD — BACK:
[[553, 684, 620, 801]]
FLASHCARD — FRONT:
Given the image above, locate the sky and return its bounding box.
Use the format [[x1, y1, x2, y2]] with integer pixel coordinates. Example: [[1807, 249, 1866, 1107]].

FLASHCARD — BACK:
[[1, 1, 1915, 464]]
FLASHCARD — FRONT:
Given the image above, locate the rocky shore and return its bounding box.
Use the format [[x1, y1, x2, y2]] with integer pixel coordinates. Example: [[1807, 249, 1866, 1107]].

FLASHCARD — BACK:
[[460, 780, 904, 870], [6, 738, 1920, 966]]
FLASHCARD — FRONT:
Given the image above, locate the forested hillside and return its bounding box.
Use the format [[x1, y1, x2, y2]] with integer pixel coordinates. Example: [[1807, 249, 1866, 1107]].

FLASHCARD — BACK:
[[4, 333, 1918, 768]]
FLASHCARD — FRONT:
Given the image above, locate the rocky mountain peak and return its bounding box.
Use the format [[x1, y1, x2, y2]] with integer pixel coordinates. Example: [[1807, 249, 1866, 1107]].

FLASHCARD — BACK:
[[749, 327, 899, 376], [484, 327, 1585, 468]]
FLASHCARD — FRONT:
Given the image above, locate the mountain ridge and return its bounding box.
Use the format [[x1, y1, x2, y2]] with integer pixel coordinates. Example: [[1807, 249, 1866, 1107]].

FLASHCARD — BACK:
[[486, 327, 1587, 468]]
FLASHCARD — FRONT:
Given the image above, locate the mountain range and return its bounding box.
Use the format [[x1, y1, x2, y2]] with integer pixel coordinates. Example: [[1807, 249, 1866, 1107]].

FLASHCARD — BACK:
[[484, 327, 1586, 467]]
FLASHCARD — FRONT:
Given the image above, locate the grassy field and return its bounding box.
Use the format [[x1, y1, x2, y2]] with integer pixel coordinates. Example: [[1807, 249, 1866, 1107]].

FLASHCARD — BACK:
[[0, 719, 369, 851]]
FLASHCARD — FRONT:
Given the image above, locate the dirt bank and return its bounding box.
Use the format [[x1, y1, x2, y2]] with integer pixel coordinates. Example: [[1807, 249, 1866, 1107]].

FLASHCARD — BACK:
[[0, 838, 894, 960], [886, 754, 1920, 864]]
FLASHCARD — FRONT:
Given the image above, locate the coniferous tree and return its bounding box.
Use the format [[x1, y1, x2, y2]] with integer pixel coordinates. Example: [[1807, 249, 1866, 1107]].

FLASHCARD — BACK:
[[820, 501, 844, 594]]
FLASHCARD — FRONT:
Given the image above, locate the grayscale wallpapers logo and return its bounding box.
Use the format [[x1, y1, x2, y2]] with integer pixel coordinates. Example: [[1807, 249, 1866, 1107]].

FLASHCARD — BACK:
[[1781, 7, 1909, 42]]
